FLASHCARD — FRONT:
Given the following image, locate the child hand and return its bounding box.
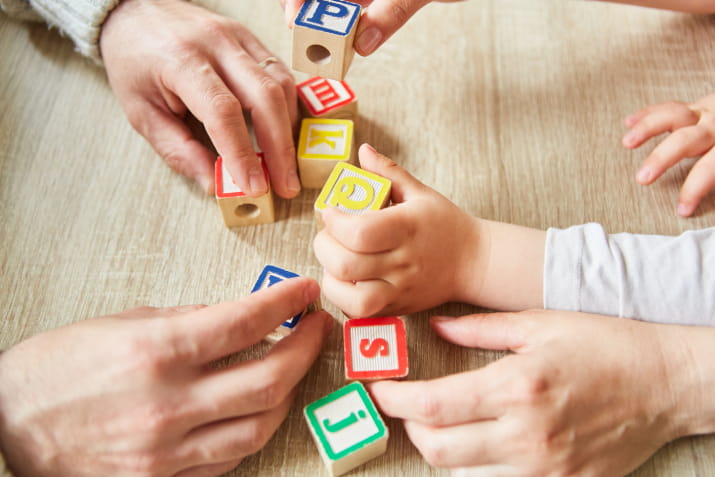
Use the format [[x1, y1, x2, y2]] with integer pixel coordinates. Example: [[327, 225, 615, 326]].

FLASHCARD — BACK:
[[622, 94, 715, 217], [313, 144, 483, 318]]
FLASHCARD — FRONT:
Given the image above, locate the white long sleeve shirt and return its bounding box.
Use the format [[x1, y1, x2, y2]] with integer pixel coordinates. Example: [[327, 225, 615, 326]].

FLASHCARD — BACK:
[[544, 223, 715, 325]]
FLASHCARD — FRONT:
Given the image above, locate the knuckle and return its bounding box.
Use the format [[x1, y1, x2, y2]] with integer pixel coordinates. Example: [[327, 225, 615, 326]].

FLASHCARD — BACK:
[[254, 372, 288, 409], [419, 438, 450, 467], [257, 75, 285, 103], [414, 389, 444, 424], [209, 93, 243, 121], [514, 371, 550, 405]]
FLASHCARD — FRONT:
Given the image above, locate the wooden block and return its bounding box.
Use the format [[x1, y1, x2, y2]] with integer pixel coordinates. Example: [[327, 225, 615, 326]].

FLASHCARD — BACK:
[[297, 76, 357, 120], [314, 162, 391, 227], [251, 265, 322, 343], [344, 317, 408, 381], [298, 118, 356, 189], [304, 382, 388, 476], [215, 155, 275, 227], [292, 0, 361, 81]]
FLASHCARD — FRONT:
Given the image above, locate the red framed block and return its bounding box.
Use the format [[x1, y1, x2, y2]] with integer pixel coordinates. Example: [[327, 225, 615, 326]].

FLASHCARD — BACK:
[[297, 76, 357, 120], [344, 316, 408, 381]]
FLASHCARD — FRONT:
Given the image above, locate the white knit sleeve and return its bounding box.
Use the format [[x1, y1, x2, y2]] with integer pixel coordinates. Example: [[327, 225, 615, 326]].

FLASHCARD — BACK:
[[544, 223, 715, 326], [1, 0, 121, 62]]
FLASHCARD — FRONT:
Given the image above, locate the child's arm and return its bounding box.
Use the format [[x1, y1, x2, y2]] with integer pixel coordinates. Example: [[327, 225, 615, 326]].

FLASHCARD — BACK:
[[622, 94, 715, 217], [314, 145, 715, 326]]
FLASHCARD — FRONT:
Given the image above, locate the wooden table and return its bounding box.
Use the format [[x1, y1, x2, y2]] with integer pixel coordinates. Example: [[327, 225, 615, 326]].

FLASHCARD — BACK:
[[2, 1, 715, 475]]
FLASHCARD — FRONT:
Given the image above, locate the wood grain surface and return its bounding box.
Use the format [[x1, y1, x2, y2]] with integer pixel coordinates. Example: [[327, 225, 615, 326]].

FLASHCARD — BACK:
[[2, 1, 715, 475]]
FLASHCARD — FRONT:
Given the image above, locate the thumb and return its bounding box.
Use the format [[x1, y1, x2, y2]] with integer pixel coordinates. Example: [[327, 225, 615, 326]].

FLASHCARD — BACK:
[[430, 312, 533, 352], [357, 143, 425, 203], [354, 0, 430, 56]]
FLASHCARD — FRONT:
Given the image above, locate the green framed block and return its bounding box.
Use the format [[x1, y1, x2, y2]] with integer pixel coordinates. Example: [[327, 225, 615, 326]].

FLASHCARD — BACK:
[[304, 382, 388, 476]]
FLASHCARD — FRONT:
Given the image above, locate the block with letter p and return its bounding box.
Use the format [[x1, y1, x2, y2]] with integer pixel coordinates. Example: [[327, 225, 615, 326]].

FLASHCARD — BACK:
[[215, 155, 275, 227], [297, 76, 357, 120], [314, 162, 391, 227], [304, 382, 388, 476], [292, 0, 361, 80], [298, 118, 355, 189], [344, 317, 408, 381], [251, 265, 322, 343]]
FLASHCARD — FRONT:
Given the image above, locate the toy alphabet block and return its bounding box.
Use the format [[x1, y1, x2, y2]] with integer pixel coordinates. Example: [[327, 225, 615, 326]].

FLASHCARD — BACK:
[[251, 265, 322, 343], [292, 0, 361, 81], [215, 155, 275, 227], [297, 76, 357, 120], [304, 382, 388, 476], [298, 118, 356, 189], [314, 162, 391, 227], [344, 317, 408, 381]]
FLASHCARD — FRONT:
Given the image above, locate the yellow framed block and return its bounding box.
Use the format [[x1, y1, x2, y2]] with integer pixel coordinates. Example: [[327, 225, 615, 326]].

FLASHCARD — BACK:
[[291, 0, 361, 81], [215, 155, 275, 227], [298, 118, 356, 189], [314, 162, 391, 227]]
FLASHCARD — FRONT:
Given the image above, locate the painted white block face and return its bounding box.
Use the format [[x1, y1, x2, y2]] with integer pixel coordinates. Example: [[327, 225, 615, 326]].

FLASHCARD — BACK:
[[349, 324, 399, 373], [313, 388, 380, 455]]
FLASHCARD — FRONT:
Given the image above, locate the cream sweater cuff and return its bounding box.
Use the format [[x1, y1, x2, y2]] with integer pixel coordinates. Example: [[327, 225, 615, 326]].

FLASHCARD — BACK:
[[1, 0, 121, 63]]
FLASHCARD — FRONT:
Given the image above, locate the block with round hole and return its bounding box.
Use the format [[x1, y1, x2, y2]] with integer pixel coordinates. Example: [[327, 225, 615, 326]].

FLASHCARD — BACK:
[[215, 155, 275, 227]]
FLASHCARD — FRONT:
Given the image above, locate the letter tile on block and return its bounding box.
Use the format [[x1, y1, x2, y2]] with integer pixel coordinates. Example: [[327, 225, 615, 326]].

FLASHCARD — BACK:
[[292, 0, 361, 81], [215, 155, 275, 227], [314, 162, 391, 227], [344, 317, 408, 381], [298, 118, 355, 189], [304, 382, 388, 476], [251, 265, 322, 343], [297, 76, 357, 120]]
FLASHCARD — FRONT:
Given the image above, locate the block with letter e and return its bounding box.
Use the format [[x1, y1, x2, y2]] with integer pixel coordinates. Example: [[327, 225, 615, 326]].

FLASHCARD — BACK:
[[215, 155, 275, 227], [292, 0, 361, 80], [304, 381, 388, 476], [344, 317, 408, 381], [297, 76, 357, 120], [251, 265, 321, 343], [314, 162, 391, 227], [298, 118, 356, 189]]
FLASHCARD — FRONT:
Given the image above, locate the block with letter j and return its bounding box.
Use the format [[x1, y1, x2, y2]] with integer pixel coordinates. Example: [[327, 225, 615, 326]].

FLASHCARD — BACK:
[[343, 316, 408, 381], [292, 0, 361, 80], [304, 381, 388, 476]]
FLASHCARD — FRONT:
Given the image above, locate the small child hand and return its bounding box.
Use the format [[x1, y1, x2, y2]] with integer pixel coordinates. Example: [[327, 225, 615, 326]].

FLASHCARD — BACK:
[[623, 94, 715, 217], [313, 144, 483, 318]]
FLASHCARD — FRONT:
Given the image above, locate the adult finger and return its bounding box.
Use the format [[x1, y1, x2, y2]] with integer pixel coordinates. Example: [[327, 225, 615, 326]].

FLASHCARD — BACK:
[[161, 57, 264, 196], [636, 125, 714, 185], [319, 206, 411, 254], [677, 148, 715, 216], [127, 103, 217, 194], [321, 272, 394, 317], [172, 277, 321, 363], [354, 0, 431, 56], [178, 393, 294, 469], [368, 366, 513, 426], [189, 310, 333, 420], [622, 102, 698, 149], [404, 419, 510, 469], [429, 312, 533, 351], [215, 50, 300, 198]]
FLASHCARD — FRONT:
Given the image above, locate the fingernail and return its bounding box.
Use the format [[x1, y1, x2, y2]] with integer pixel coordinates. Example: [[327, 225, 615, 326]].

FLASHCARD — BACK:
[[636, 167, 651, 184], [196, 174, 213, 194], [249, 167, 268, 195], [304, 279, 320, 303], [287, 169, 301, 192], [362, 143, 377, 154], [677, 203, 692, 217], [356, 27, 382, 56], [623, 130, 639, 147]]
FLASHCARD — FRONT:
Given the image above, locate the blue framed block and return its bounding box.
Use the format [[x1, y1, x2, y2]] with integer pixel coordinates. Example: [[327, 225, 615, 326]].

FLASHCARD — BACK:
[[295, 0, 361, 36], [251, 265, 303, 329]]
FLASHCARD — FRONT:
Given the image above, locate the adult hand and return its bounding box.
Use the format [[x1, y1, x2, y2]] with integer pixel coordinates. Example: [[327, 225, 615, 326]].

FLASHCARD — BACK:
[[623, 93, 715, 217], [0, 277, 333, 477], [280, 0, 463, 56], [370, 310, 710, 476], [101, 0, 301, 198]]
